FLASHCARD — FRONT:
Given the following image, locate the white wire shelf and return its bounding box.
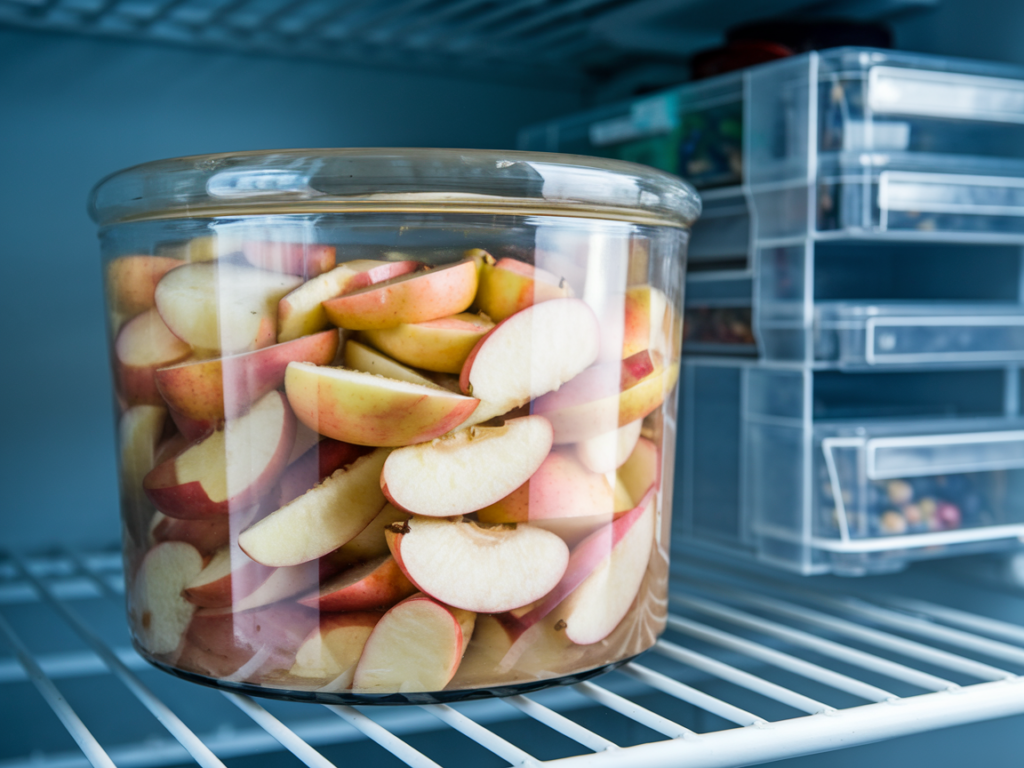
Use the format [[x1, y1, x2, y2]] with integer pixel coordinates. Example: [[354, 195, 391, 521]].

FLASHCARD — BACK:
[[2, 546, 1024, 768]]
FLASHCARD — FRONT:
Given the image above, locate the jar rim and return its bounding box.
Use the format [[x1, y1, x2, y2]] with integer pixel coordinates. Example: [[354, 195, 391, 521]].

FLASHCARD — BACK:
[[88, 148, 701, 228]]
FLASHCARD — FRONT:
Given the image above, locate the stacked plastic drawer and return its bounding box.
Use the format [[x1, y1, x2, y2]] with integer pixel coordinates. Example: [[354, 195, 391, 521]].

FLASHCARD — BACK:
[[521, 48, 1024, 575]]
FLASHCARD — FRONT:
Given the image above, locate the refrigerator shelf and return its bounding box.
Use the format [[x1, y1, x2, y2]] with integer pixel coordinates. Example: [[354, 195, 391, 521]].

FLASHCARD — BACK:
[[3, 547, 1024, 768]]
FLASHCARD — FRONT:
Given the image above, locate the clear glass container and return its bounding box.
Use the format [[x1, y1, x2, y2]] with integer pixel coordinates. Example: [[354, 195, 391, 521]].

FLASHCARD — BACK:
[[89, 148, 698, 703]]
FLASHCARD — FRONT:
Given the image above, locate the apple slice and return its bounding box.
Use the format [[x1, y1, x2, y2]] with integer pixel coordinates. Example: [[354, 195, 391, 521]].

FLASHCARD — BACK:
[[129, 542, 204, 656], [168, 408, 218, 443], [143, 391, 296, 519], [360, 312, 494, 374], [459, 299, 600, 424], [351, 594, 475, 694], [115, 308, 192, 406], [290, 612, 381, 688], [323, 258, 478, 331], [548, 492, 655, 644], [241, 241, 336, 277], [120, 405, 168, 508], [277, 259, 421, 342], [475, 255, 572, 322], [625, 285, 681, 361], [238, 448, 389, 567], [179, 601, 317, 681], [330, 503, 411, 567], [155, 261, 302, 354], [342, 339, 436, 387], [381, 415, 553, 518], [618, 437, 660, 502], [182, 545, 274, 609], [477, 449, 618, 548], [285, 362, 478, 447], [150, 512, 229, 556], [515, 490, 655, 645], [107, 255, 184, 318], [386, 517, 568, 613], [575, 419, 643, 474], [614, 476, 634, 512], [534, 352, 678, 443], [451, 613, 583, 686], [155, 329, 338, 422], [299, 555, 416, 612], [271, 437, 369, 510]]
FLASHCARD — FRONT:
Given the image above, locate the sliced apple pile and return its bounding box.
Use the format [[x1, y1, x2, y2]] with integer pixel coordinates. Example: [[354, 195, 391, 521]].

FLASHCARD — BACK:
[[285, 362, 479, 447], [154, 261, 301, 354], [381, 415, 553, 517], [386, 517, 569, 613], [116, 238, 678, 695], [351, 594, 475, 694], [143, 390, 296, 519]]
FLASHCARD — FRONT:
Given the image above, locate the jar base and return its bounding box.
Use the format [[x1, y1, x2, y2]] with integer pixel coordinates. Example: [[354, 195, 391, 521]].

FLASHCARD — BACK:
[[138, 641, 641, 705]]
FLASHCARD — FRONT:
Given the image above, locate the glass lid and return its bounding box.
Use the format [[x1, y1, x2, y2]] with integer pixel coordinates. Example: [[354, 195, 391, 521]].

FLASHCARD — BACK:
[[88, 148, 701, 228]]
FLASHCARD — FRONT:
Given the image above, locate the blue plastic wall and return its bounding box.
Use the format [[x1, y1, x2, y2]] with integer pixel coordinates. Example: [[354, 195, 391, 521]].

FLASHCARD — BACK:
[[0, 27, 581, 551]]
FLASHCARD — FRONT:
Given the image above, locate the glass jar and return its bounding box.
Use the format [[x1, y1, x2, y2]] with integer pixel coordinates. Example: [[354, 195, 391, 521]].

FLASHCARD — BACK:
[[90, 149, 700, 703]]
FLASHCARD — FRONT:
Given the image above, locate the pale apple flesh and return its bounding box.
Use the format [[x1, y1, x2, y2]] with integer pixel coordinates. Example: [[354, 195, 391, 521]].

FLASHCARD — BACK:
[[386, 517, 569, 613], [241, 241, 336, 277], [474, 256, 572, 322], [129, 542, 204, 656], [289, 613, 380, 689], [342, 340, 438, 388], [328, 503, 410, 567], [298, 555, 416, 612], [351, 594, 475, 694], [115, 308, 192, 406], [381, 415, 553, 518], [106, 255, 184, 318], [182, 545, 274, 609]]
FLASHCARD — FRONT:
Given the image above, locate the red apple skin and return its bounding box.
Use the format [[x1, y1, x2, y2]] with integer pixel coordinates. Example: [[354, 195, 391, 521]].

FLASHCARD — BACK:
[[107, 255, 185, 317], [241, 242, 336, 277], [177, 602, 318, 681], [298, 555, 416, 612], [143, 392, 296, 520], [155, 329, 338, 422], [182, 548, 275, 609], [322, 259, 477, 330], [168, 408, 219, 443], [151, 513, 230, 556]]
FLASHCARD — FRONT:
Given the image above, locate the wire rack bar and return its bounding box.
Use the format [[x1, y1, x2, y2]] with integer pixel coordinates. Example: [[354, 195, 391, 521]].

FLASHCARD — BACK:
[[0, 612, 118, 768], [883, 596, 1024, 645], [619, 663, 765, 726], [504, 694, 619, 752], [10, 552, 229, 768], [664, 613, 896, 703], [571, 681, 693, 739], [326, 705, 444, 768], [653, 638, 832, 714], [223, 691, 338, 768], [694, 581, 1012, 681], [421, 703, 541, 766], [824, 595, 1024, 668], [0, 645, 147, 682], [544, 677, 1024, 768], [670, 593, 955, 692]]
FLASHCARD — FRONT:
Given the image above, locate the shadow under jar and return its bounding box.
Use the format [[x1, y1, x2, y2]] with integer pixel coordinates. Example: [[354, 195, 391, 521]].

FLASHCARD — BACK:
[[89, 148, 700, 704]]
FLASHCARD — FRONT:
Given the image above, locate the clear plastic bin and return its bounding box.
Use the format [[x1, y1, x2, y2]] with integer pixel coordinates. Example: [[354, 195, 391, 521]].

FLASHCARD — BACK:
[[688, 190, 749, 263], [683, 272, 756, 355], [814, 301, 1024, 367]]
